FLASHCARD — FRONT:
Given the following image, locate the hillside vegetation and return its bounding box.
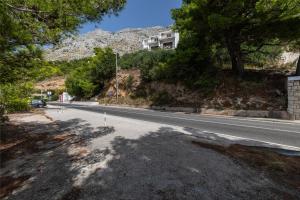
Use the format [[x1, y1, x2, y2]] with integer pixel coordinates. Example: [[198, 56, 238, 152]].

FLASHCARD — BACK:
[[1, 0, 300, 122], [48, 46, 292, 112], [0, 0, 126, 122]]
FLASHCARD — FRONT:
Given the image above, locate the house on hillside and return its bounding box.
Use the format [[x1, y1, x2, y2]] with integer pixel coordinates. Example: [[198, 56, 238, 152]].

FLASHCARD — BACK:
[[142, 30, 179, 51]]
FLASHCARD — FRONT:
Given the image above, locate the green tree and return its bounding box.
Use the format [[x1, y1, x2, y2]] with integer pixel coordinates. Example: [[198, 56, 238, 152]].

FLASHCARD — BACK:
[[172, 0, 300, 77], [65, 47, 116, 99], [0, 0, 126, 117], [0, 0, 126, 84], [0, 45, 44, 83], [65, 65, 96, 99], [120, 49, 175, 81], [0, 0, 126, 54], [166, 32, 212, 86], [92, 48, 116, 86]]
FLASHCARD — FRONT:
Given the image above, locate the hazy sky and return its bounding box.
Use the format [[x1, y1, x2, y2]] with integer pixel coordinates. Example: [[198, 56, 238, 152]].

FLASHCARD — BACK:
[[79, 0, 182, 33]]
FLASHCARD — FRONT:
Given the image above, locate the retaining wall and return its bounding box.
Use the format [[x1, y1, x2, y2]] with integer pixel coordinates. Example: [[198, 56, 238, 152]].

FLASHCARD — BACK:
[[287, 76, 300, 120]]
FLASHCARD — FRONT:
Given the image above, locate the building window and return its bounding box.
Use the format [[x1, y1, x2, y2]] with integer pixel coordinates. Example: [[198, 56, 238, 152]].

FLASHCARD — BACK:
[[163, 42, 173, 49]]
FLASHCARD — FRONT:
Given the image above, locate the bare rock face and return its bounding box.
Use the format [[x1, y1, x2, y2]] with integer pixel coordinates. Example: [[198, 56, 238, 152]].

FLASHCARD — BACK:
[[44, 26, 171, 61]]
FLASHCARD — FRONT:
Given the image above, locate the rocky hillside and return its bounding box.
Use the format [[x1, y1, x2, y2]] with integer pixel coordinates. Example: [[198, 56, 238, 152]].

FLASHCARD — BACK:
[[44, 26, 171, 61], [99, 69, 287, 111], [35, 76, 65, 91]]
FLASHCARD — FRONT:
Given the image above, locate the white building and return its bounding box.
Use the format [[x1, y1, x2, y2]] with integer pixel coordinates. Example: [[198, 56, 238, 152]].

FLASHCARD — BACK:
[[59, 92, 73, 102], [142, 30, 179, 51]]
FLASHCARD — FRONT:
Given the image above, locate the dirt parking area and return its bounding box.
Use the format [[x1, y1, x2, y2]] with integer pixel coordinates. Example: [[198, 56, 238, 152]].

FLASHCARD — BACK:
[[0, 110, 300, 200]]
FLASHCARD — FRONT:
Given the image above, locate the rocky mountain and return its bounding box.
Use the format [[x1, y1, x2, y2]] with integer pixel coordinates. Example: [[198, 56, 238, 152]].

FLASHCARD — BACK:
[[44, 26, 171, 61]]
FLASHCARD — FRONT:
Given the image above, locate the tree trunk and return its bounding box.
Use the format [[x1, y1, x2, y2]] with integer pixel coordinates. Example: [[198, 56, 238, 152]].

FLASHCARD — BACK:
[[296, 55, 300, 76], [226, 38, 245, 78]]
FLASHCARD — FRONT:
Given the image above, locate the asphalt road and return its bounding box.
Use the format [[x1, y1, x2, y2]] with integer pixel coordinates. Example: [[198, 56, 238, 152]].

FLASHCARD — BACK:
[[50, 102, 300, 149]]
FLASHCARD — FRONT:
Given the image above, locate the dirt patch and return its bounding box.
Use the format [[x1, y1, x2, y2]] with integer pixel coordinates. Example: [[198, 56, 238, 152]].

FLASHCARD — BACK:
[[0, 139, 25, 151], [52, 133, 74, 142], [0, 111, 115, 200], [0, 121, 75, 165], [60, 186, 82, 200], [192, 141, 300, 191], [69, 147, 90, 162], [35, 76, 65, 91], [0, 175, 30, 198]]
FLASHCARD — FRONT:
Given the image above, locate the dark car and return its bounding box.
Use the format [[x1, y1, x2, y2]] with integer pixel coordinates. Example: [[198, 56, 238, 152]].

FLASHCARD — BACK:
[[31, 99, 47, 108]]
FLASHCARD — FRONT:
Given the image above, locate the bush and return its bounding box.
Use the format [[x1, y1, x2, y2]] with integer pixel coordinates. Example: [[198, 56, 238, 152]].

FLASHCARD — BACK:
[[0, 105, 8, 123], [6, 99, 30, 113], [125, 75, 134, 92], [150, 91, 173, 106], [0, 83, 32, 114], [65, 67, 96, 99], [120, 49, 175, 82], [149, 63, 171, 81], [51, 93, 59, 101], [65, 48, 116, 99], [193, 70, 219, 94]]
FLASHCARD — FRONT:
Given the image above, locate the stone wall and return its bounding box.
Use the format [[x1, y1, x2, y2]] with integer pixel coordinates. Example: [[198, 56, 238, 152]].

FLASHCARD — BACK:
[[287, 76, 300, 120]]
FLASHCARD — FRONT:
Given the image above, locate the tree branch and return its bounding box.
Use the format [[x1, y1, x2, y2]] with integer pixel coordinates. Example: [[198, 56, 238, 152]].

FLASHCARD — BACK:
[[5, 3, 50, 14]]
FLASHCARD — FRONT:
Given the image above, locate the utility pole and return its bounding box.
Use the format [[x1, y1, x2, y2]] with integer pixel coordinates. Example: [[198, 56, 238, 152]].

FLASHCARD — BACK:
[[115, 53, 119, 103]]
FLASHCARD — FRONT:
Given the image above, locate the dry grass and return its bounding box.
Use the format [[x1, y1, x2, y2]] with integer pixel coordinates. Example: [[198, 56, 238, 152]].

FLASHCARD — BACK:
[[0, 175, 30, 198], [192, 141, 300, 190], [60, 186, 82, 200], [0, 122, 75, 165]]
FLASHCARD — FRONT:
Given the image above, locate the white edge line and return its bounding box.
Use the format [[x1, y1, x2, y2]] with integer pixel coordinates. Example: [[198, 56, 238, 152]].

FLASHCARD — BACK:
[[54, 104, 300, 151], [95, 107, 300, 134], [96, 104, 299, 125], [201, 131, 300, 151]]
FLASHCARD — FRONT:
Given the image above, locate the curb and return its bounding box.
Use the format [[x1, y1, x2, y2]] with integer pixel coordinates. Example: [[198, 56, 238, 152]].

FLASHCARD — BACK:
[[98, 103, 290, 120]]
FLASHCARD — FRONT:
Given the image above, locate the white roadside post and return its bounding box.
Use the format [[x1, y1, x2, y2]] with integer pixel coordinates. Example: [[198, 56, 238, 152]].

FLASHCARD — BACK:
[[104, 112, 107, 127]]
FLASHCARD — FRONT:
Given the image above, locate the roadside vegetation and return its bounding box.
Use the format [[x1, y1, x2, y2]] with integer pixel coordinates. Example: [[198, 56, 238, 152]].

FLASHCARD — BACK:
[[1, 0, 300, 120], [60, 0, 300, 103], [1, 1, 300, 198], [0, 0, 126, 122]]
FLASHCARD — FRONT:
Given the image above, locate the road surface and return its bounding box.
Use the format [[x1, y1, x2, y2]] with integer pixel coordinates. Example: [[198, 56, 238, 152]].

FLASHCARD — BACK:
[[50, 102, 300, 149]]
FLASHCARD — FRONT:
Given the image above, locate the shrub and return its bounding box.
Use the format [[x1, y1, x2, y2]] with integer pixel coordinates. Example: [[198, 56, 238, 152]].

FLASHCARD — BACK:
[[65, 67, 96, 99], [193, 76, 218, 94], [120, 49, 175, 82], [65, 48, 116, 99], [150, 91, 173, 106], [0, 83, 32, 114], [125, 75, 134, 92], [149, 63, 171, 81]]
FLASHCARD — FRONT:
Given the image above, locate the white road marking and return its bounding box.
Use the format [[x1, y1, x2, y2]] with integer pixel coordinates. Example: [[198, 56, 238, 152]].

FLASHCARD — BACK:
[[200, 131, 300, 151], [92, 107, 300, 134], [51, 104, 300, 150], [95, 104, 299, 125]]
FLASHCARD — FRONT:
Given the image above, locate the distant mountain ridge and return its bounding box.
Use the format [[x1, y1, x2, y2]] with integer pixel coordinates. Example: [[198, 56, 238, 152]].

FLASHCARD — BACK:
[[44, 26, 171, 61]]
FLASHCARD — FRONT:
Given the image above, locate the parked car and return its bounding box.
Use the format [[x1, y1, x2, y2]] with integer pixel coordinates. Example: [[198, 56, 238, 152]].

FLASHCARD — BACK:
[[30, 99, 47, 108]]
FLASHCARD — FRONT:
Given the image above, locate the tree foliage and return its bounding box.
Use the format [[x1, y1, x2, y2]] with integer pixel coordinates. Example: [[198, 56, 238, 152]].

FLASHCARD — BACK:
[[0, 0, 126, 53], [0, 0, 126, 116], [120, 49, 175, 81], [172, 0, 300, 77], [65, 65, 96, 99], [0, 82, 33, 115], [92, 48, 116, 85], [65, 48, 116, 98]]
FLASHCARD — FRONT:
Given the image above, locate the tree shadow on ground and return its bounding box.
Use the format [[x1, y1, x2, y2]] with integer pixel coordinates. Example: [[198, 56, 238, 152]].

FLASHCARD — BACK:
[[2, 123, 300, 200], [77, 127, 300, 200], [0, 118, 114, 200]]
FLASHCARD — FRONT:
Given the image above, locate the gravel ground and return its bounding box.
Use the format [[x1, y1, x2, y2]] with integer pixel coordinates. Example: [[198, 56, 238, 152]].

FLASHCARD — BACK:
[[1, 106, 299, 200]]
